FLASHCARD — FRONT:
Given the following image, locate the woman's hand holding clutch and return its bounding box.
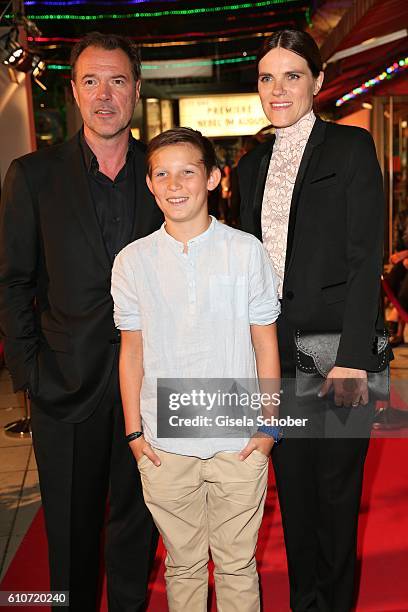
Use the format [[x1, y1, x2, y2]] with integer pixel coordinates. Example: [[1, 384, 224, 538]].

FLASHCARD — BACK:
[[318, 367, 368, 407]]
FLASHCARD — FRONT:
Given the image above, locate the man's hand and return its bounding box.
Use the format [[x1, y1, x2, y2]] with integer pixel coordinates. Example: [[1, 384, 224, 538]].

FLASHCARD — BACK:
[[129, 435, 161, 466], [318, 366, 368, 407], [239, 433, 274, 461]]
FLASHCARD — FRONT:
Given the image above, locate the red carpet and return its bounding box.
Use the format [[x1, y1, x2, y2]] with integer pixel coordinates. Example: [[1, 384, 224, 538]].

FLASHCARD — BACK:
[[1, 438, 408, 611]]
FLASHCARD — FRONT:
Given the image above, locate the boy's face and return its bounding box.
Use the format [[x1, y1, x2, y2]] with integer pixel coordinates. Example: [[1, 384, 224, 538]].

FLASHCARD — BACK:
[[146, 143, 220, 225]]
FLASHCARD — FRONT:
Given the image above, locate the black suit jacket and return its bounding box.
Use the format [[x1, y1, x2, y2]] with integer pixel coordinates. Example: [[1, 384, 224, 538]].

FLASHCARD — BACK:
[[238, 117, 387, 371], [0, 131, 163, 422]]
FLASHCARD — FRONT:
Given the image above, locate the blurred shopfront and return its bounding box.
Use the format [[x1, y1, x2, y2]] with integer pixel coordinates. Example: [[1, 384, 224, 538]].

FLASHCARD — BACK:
[[317, 0, 408, 258], [2, 0, 407, 242], [333, 92, 408, 259], [374, 94, 408, 257]]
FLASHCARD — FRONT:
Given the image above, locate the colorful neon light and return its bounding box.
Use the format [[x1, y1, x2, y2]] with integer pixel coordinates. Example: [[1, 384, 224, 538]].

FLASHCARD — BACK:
[[336, 56, 408, 107], [25, 0, 177, 5], [47, 55, 257, 71], [27, 23, 288, 45], [8, 1, 300, 21]]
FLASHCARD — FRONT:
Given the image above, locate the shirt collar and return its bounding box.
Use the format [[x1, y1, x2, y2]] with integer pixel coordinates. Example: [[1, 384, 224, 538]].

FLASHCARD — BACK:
[[79, 128, 135, 174], [159, 216, 217, 253], [275, 110, 316, 145]]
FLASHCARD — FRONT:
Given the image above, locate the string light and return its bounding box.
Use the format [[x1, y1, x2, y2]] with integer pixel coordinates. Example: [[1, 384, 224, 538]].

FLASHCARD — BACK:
[[27, 27, 285, 47], [7, 1, 301, 21], [27, 23, 288, 45], [47, 63, 70, 69], [47, 55, 257, 71], [26, 12, 302, 46], [25, 0, 177, 5], [28, 36, 80, 43], [140, 32, 270, 48], [336, 56, 408, 107], [144, 55, 256, 69]]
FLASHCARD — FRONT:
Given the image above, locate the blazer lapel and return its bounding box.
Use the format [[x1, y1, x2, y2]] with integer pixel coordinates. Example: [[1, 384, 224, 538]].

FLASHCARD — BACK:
[[60, 134, 111, 274], [253, 138, 274, 241], [284, 117, 327, 277]]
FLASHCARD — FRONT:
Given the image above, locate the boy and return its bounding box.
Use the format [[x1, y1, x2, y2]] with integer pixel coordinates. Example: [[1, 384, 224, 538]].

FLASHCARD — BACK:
[[111, 127, 280, 612]]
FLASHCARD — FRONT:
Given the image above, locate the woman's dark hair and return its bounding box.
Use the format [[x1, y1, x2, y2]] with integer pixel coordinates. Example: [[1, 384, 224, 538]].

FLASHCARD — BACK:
[[146, 127, 219, 177], [70, 32, 141, 82], [257, 29, 323, 78]]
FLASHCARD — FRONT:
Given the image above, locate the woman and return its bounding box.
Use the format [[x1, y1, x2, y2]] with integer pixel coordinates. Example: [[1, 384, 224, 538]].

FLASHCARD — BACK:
[[238, 29, 388, 612]]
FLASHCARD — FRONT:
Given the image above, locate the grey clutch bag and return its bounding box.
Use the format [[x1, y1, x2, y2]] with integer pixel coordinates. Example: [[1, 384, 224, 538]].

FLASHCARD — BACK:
[[294, 330, 390, 401]]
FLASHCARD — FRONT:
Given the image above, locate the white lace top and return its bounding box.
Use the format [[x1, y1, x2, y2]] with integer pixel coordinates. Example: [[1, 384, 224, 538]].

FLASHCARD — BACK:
[[261, 110, 316, 297]]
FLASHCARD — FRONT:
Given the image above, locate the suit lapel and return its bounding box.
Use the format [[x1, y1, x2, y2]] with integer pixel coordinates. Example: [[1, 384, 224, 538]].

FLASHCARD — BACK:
[[59, 134, 111, 274], [253, 137, 274, 241], [284, 117, 327, 277]]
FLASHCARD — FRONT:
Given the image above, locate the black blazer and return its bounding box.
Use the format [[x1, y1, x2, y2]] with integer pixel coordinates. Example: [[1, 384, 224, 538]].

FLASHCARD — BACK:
[[0, 131, 163, 422], [238, 117, 386, 372]]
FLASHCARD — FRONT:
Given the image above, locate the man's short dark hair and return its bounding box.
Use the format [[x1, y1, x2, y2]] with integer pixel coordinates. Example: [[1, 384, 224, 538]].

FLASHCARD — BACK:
[[70, 32, 141, 82], [146, 127, 219, 177]]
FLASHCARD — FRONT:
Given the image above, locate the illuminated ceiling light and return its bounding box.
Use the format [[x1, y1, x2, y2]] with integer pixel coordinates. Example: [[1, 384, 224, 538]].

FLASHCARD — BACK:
[[336, 56, 408, 107], [0, 34, 26, 67], [32, 57, 47, 88], [328, 29, 408, 64], [0, 28, 47, 87], [32, 58, 46, 78], [362, 102, 373, 110]]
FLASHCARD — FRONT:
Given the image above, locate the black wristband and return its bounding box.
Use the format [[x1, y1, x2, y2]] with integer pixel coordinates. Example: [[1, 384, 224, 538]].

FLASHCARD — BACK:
[[126, 431, 143, 443]]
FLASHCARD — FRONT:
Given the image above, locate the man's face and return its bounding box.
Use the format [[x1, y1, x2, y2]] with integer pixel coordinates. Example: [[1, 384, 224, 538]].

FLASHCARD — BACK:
[[71, 46, 140, 139], [146, 143, 220, 225], [257, 46, 323, 128]]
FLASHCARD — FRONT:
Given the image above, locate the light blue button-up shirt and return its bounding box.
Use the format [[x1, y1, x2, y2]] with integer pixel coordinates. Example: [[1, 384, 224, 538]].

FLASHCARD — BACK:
[[112, 217, 280, 458]]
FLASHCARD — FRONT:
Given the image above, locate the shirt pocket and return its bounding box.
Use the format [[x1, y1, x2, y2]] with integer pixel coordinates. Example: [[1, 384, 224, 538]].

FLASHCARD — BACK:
[[209, 274, 247, 320]]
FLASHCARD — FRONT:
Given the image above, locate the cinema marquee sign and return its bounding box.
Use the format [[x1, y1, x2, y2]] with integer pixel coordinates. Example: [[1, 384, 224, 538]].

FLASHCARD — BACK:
[[179, 94, 270, 137]]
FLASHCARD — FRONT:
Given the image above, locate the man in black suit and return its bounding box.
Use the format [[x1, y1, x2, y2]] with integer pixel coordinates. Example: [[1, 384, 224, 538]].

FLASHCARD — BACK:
[[0, 33, 162, 611]]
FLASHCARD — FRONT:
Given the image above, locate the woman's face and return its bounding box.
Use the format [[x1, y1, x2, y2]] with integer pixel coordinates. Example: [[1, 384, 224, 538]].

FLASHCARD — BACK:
[[258, 46, 324, 128]]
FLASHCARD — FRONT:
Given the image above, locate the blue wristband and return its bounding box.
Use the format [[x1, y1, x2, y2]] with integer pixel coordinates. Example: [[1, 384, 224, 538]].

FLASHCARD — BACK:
[[257, 425, 283, 444]]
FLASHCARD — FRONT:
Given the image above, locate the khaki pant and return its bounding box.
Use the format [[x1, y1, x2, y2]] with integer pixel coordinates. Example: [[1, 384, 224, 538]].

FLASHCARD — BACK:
[[138, 449, 268, 612]]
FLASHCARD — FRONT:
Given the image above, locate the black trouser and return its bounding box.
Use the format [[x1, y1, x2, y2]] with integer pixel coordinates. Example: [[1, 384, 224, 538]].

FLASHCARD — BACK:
[[31, 370, 158, 612], [273, 316, 371, 612]]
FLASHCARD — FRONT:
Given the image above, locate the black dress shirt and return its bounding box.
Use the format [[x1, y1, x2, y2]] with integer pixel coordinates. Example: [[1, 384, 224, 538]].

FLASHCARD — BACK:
[[80, 131, 135, 263]]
